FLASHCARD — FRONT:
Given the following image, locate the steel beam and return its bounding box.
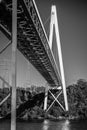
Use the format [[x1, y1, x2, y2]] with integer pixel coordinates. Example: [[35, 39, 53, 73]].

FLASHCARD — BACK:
[[49, 90, 65, 111], [0, 93, 11, 106], [0, 0, 61, 87], [11, 0, 17, 130], [46, 90, 62, 112], [44, 83, 49, 111]]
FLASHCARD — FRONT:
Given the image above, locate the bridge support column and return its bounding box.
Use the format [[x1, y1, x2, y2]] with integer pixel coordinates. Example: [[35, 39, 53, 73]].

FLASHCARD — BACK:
[[46, 88, 66, 112], [11, 0, 17, 130], [44, 83, 49, 111], [49, 5, 68, 111]]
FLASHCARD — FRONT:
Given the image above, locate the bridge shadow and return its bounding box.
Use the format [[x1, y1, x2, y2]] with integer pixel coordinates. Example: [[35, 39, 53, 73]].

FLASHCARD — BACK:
[[0, 76, 45, 119], [3, 92, 44, 119]]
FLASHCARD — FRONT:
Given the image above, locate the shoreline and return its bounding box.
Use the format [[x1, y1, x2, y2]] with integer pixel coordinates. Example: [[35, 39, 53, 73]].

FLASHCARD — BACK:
[[0, 114, 86, 122]]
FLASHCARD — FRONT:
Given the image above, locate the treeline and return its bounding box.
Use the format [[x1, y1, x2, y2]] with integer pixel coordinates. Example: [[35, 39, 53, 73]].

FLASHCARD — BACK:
[[67, 79, 87, 119], [0, 87, 45, 118], [0, 79, 87, 120], [46, 79, 87, 119]]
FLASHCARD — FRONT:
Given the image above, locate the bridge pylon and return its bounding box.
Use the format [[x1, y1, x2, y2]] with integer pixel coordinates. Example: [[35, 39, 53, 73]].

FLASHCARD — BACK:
[[44, 83, 49, 111], [44, 5, 68, 112]]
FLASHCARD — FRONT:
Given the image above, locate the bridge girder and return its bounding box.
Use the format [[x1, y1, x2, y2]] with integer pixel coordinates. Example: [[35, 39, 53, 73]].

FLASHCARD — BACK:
[[0, 0, 61, 87]]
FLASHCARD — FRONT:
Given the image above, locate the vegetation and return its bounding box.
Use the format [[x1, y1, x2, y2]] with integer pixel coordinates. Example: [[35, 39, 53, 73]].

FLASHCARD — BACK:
[[0, 79, 87, 120], [47, 79, 87, 119], [67, 79, 87, 119]]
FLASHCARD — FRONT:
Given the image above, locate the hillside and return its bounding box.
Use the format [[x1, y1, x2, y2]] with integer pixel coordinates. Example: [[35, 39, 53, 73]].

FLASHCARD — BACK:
[[0, 79, 87, 120]]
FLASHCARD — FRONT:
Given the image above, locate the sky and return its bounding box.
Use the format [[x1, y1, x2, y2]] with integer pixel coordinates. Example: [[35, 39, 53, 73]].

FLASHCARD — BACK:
[[0, 0, 87, 87], [35, 0, 87, 85]]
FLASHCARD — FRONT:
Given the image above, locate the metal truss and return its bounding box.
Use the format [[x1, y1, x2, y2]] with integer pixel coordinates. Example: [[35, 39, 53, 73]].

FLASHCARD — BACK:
[[46, 90, 65, 112], [0, 0, 62, 87], [0, 93, 11, 106], [0, 76, 11, 106], [0, 2, 69, 130], [44, 84, 65, 112]]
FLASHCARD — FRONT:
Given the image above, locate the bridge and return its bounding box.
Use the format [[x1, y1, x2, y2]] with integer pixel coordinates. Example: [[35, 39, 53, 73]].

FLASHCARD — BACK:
[[0, 0, 68, 130]]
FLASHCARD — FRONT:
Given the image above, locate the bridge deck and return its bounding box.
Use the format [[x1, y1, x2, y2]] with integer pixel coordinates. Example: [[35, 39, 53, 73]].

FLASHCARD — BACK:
[[0, 0, 61, 87]]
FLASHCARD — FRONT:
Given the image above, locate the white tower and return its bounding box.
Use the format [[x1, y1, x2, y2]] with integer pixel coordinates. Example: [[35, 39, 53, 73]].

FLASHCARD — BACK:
[[44, 5, 68, 111]]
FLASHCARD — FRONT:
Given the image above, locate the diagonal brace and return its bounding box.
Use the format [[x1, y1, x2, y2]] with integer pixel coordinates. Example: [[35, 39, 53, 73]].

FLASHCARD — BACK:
[[46, 90, 62, 112], [49, 90, 65, 111]]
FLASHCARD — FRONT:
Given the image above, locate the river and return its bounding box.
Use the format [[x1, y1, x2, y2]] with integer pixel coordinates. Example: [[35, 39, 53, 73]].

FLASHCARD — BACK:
[[0, 119, 87, 130]]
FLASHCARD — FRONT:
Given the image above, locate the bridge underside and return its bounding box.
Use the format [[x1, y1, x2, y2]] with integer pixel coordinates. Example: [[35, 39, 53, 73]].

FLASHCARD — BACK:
[[0, 0, 61, 87]]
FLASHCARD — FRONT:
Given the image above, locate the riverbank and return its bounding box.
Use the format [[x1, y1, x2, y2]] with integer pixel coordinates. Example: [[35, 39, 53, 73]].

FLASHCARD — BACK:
[[16, 113, 86, 122], [0, 79, 87, 120], [0, 111, 86, 122]]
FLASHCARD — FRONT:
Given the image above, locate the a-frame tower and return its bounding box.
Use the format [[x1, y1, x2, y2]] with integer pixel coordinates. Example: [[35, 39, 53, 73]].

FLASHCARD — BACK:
[[44, 5, 68, 112]]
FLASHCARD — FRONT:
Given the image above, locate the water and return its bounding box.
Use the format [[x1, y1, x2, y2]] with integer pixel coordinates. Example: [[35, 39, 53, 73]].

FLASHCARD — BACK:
[[0, 119, 87, 130]]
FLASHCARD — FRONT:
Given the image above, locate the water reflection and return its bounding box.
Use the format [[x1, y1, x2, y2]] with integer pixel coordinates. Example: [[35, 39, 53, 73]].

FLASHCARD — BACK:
[[0, 119, 87, 130], [42, 120, 49, 130], [62, 120, 70, 130]]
